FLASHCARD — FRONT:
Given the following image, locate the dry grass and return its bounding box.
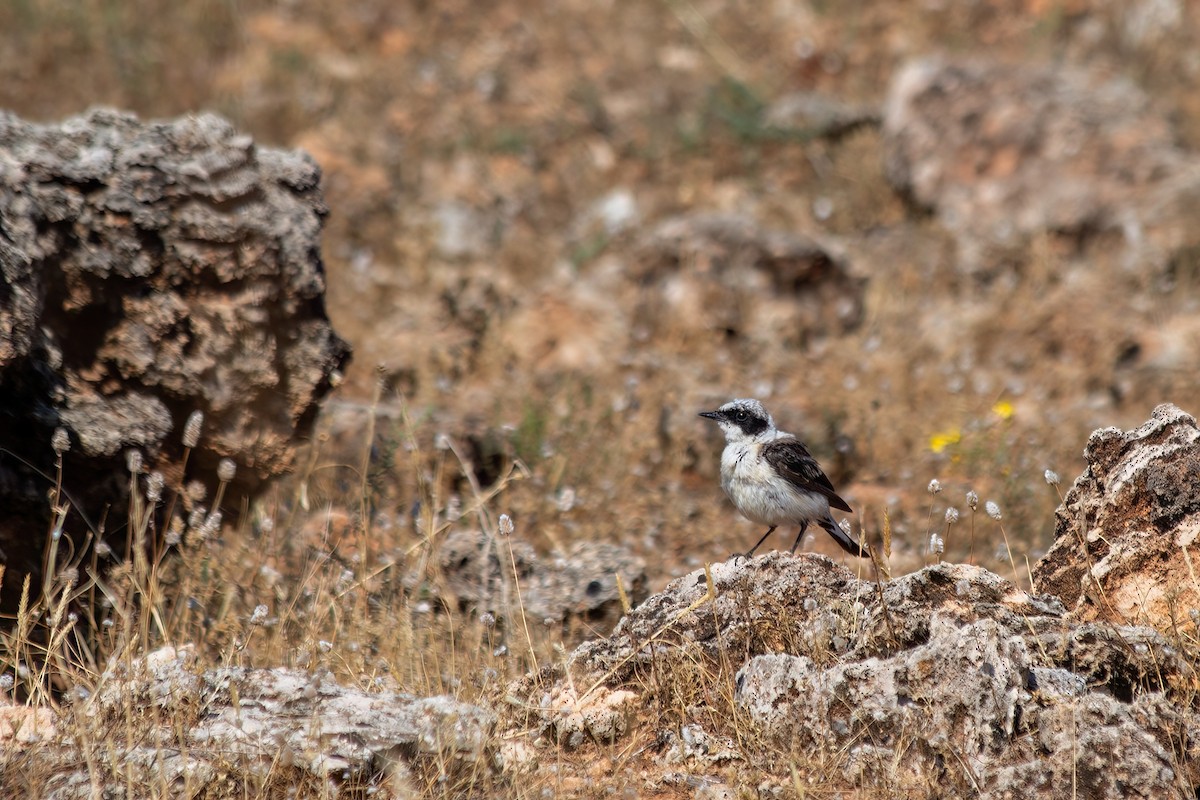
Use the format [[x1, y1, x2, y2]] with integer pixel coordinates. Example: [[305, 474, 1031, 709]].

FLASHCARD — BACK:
[[4, 0, 1200, 796]]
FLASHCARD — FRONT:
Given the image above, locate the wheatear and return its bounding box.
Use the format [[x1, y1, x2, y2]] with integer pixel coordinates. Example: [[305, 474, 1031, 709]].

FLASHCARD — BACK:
[[700, 398, 867, 558]]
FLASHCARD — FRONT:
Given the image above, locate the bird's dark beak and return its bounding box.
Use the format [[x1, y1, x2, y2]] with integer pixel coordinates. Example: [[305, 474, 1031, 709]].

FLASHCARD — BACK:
[[699, 410, 722, 420]]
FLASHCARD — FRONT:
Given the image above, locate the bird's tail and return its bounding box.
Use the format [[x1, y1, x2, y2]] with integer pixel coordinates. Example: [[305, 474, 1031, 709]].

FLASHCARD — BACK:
[[818, 515, 869, 558]]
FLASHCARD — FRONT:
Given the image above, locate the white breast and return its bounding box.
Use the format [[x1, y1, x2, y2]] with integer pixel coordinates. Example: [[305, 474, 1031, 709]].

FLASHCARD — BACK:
[[719, 440, 830, 526]]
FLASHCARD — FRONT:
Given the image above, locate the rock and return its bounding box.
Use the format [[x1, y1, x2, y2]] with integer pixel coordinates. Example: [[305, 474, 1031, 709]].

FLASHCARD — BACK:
[[0, 108, 350, 608], [417, 529, 648, 629], [634, 213, 864, 346], [504, 554, 1200, 797], [882, 55, 1200, 274], [1031, 403, 1200, 628], [35, 645, 493, 798], [763, 91, 880, 140]]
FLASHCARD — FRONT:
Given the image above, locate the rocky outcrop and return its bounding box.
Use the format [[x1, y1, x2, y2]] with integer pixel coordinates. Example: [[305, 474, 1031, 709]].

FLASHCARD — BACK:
[[633, 212, 864, 347], [883, 56, 1200, 274], [34, 646, 492, 798], [1032, 403, 1200, 628], [0, 109, 350, 607], [504, 554, 1199, 798], [420, 529, 648, 628]]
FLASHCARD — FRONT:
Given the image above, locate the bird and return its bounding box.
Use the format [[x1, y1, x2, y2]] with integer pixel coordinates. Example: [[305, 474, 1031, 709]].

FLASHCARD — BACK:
[[699, 398, 868, 558]]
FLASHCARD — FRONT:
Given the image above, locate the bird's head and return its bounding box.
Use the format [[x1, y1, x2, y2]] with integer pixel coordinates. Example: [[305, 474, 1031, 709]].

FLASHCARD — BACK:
[[699, 398, 775, 442]]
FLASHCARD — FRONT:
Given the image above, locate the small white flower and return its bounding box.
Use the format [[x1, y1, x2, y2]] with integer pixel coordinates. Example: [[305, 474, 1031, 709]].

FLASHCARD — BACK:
[[145, 471, 164, 504], [250, 604, 269, 625], [986, 501, 1002, 521], [927, 478, 942, 495], [945, 507, 959, 524], [966, 491, 979, 510], [498, 514, 514, 537], [217, 458, 237, 483], [51, 427, 70, 455], [1044, 469, 1060, 486], [182, 411, 204, 448]]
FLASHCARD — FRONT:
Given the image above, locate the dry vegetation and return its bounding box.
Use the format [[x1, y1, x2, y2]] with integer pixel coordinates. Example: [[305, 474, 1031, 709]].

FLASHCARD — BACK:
[[3, 0, 1200, 796]]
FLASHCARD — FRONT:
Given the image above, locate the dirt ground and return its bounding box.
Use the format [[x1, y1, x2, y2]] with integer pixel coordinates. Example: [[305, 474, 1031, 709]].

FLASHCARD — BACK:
[[4, 0, 1199, 650]]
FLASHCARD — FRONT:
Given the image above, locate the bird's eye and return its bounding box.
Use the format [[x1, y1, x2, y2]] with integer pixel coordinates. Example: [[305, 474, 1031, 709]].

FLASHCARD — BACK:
[[735, 410, 747, 421]]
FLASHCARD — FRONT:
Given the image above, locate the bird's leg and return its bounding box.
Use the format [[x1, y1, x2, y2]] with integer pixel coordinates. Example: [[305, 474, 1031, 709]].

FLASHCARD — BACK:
[[744, 526, 777, 558], [789, 520, 811, 554]]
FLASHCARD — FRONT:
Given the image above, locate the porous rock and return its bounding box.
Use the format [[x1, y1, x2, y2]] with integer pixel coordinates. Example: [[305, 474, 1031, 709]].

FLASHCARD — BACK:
[[0, 108, 350, 607], [1031, 403, 1200, 628], [33, 646, 493, 798], [418, 529, 648, 628], [506, 553, 1200, 797], [633, 212, 864, 346], [883, 55, 1200, 274]]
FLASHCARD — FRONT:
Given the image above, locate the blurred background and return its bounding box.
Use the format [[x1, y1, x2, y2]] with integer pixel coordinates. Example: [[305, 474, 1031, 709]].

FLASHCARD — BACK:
[[5, 0, 1199, 584]]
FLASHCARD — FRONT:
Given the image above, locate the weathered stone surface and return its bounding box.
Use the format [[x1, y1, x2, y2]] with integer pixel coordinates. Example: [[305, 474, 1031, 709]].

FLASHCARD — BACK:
[[634, 212, 864, 346], [419, 529, 648, 627], [0, 108, 350, 607], [1031, 403, 1200, 628], [505, 553, 1200, 797], [32, 646, 493, 798], [883, 55, 1200, 274]]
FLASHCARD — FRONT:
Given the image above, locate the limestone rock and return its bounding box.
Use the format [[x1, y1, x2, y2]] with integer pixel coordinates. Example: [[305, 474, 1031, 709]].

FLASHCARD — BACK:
[[34, 645, 495, 798], [505, 554, 1200, 798], [883, 55, 1200, 274], [417, 529, 648, 628], [0, 108, 350, 607], [1031, 403, 1200, 628], [633, 212, 864, 347]]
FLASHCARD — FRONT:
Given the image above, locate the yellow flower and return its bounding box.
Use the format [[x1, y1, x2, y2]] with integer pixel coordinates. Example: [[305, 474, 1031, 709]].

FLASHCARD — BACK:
[[992, 400, 1015, 420], [930, 429, 961, 453]]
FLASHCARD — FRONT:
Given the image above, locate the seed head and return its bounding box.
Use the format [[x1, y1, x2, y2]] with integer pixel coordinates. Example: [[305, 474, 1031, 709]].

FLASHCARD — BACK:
[[945, 507, 959, 524], [94, 541, 112, 558], [217, 458, 237, 483], [145, 471, 164, 504], [1044, 469, 1060, 486], [51, 427, 70, 455], [498, 514, 514, 537], [927, 478, 942, 495], [165, 517, 183, 546], [929, 533, 944, 555], [201, 511, 223, 537], [125, 449, 143, 475], [182, 411, 204, 448], [186, 481, 207, 502], [250, 604, 269, 625], [480, 612, 496, 628], [0, 674, 12, 691], [986, 501, 1002, 521], [966, 490, 979, 511]]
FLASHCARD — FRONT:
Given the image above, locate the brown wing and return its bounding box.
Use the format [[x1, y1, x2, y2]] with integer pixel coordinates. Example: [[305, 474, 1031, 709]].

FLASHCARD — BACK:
[[761, 438, 853, 513]]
